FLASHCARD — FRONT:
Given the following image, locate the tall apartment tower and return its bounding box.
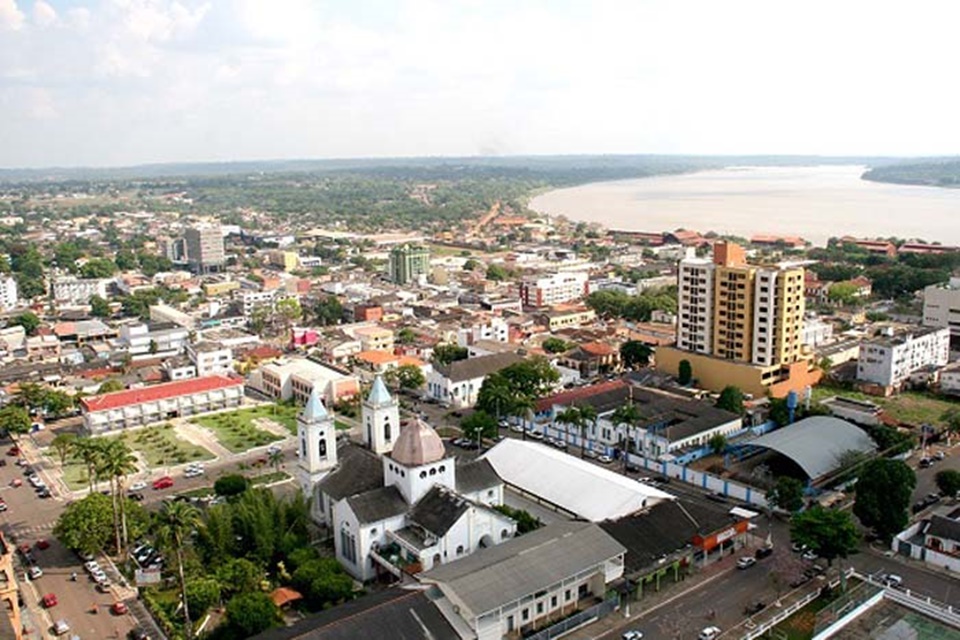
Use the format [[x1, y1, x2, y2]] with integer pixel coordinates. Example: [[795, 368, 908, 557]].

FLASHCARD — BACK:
[[184, 223, 225, 274], [676, 242, 805, 368], [388, 244, 430, 285]]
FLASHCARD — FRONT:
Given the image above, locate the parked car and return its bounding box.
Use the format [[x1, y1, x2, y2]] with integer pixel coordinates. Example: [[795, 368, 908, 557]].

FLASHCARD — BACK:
[[882, 573, 903, 588], [920, 457, 933, 468], [6, 446, 19, 456], [36, 539, 50, 550], [152, 476, 174, 490], [28, 566, 43, 579], [698, 626, 722, 640], [41, 593, 57, 608], [53, 619, 70, 636], [37, 487, 51, 498], [597, 455, 613, 464], [622, 631, 644, 640], [128, 492, 145, 501], [111, 601, 129, 615], [584, 449, 599, 459], [744, 601, 766, 615], [128, 629, 151, 640], [183, 469, 204, 479], [755, 546, 774, 559], [736, 557, 756, 570], [802, 550, 819, 562], [0, 500, 8, 512], [266, 444, 282, 455], [129, 481, 148, 491]]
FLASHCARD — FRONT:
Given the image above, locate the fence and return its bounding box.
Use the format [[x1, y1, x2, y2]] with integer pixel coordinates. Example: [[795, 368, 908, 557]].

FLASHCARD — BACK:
[[524, 594, 620, 640], [625, 452, 770, 508], [737, 569, 853, 640]]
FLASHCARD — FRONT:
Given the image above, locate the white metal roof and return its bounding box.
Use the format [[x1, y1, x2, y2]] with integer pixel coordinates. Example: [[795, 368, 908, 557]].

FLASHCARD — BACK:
[[481, 439, 673, 522], [747, 416, 876, 480]]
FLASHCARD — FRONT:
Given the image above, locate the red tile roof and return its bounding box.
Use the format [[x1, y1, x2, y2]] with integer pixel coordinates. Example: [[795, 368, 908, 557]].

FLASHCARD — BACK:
[[80, 375, 242, 412], [581, 342, 615, 356], [535, 379, 628, 412]]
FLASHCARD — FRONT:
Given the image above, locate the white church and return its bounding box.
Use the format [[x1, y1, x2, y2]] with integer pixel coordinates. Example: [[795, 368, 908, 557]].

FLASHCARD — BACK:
[[295, 376, 518, 581]]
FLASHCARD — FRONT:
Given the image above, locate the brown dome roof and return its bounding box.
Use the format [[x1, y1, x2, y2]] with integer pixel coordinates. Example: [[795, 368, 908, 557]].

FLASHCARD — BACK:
[[391, 419, 446, 467]]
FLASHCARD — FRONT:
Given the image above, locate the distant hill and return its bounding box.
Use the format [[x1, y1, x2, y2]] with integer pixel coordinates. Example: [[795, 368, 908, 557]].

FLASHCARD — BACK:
[[862, 159, 960, 188], [0, 153, 905, 184]]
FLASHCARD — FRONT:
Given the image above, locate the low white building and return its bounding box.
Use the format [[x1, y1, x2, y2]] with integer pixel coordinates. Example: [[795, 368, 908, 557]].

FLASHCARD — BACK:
[[857, 326, 950, 389], [426, 352, 525, 409], [149, 303, 198, 329], [80, 374, 244, 434], [940, 363, 960, 396], [420, 521, 626, 640], [457, 316, 509, 346], [255, 357, 360, 406], [802, 316, 834, 348], [186, 341, 233, 377], [117, 322, 190, 358], [52, 276, 108, 305]]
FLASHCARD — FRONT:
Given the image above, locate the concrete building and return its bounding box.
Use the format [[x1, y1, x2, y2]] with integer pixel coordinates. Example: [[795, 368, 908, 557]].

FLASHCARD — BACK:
[[923, 277, 960, 338], [388, 244, 430, 285], [186, 341, 234, 377], [51, 276, 108, 305], [352, 326, 395, 352], [660, 242, 818, 397], [536, 306, 597, 331], [0, 276, 17, 310], [184, 223, 225, 274], [267, 250, 300, 273], [420, 521, 625, 640], [802, 315, 834, 347], [941, 362, 960, 396], [520, 272, 590, 308], [256, 358, 360, 406], [857, 326, 950, 390], [80, 374, 244, 434], [149, 303, 198, 329], [117, 322, 190, 358], [426, 352, 525, 409]]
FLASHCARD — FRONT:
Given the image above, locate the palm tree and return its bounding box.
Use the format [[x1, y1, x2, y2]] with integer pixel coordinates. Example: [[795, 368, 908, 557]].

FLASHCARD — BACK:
[[156, 501, 203, 639], [576, 404, 598, 457], [555, 407, 581, 450], [50, 432, 76, 467], [73, 437, 105, 493], [611, 401, 643, 468], [268, 449, 284, 473], [100, 439, 138, 554]]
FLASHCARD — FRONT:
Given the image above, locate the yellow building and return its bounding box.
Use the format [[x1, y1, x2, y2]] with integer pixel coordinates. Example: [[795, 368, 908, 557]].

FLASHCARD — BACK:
[[662, 242, 815, 397], [202, 280, 241, 297], [537, 306, 597, 331], [267, 250, 300, 273]]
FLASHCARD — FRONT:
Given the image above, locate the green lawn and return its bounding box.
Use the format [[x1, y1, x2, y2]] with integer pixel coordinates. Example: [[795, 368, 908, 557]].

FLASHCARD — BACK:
[[195, 404, 299, 435], [113, 423, 215, 467], [813, 383, 960, 426], [191, 412, 283, 453], [61, 460, 93, 491], [335, 420, 352, 431]]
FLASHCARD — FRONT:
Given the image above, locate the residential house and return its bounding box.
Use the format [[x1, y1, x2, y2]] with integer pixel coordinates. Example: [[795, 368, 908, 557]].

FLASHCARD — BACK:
[[426, 352, 525, 409]]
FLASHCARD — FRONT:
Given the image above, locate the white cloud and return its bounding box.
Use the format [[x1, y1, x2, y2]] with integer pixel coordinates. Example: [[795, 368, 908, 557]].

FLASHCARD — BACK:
[[32, 0, 55, 27], [0, 0, 25, 31]]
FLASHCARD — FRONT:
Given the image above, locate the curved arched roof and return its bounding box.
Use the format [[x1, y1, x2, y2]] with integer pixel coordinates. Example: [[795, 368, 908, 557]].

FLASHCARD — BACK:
[[747, 416, 876, 480]]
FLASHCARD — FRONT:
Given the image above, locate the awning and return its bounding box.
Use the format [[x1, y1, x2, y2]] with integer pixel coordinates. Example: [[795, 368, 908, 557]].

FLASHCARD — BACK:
[[730, 506, 760, 519]]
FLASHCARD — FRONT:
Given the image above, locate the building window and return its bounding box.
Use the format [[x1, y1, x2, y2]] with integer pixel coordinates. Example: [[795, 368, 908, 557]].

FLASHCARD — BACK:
[[340, 528, 357, 564], [565, 589, 571, 601], [456, 545, 464, 555], [551, 595, 558, 608], [420, 471, 427, 479], [429, 468, 437, 476], [522, 609, 530, 621], [300, 436, 306, 458], [501, 528, 509, 539], [319, 438, 327, 458], [537, 602, 544, 614], [384, 419, 391, 442]]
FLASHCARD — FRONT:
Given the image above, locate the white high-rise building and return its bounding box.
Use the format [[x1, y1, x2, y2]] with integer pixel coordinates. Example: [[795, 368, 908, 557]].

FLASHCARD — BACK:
[[519, 272, 589, 307], [857, 326, 950, 388], [0, 276, 17, 310], [676, 258, 715, 354], [184, 223, 225, 274]]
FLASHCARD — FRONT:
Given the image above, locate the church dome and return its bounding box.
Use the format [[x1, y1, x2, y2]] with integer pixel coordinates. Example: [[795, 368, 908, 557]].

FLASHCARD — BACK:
[[391, 419, 446, 467]]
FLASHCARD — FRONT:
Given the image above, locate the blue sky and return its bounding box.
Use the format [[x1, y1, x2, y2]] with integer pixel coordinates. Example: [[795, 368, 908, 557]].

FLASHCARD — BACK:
[[2, 0, 960, 168]]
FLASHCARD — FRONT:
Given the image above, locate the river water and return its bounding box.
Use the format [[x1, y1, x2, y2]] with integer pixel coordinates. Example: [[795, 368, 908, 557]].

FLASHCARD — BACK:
[[528, 165, 960, 246]]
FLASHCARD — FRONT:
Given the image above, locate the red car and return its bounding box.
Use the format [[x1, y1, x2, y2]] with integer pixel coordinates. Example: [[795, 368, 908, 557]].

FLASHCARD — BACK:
[[152, 476, 174, 490], [36, 539, 49, 550], [41, 593, 57, 608], [111, 601, 129, 615], [17, 543, 30, 556], [6, 447, 19, 457]]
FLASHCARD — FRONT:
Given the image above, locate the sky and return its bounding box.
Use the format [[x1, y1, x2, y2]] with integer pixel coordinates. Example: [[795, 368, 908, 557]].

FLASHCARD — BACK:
[[2, 0, 960, 168]]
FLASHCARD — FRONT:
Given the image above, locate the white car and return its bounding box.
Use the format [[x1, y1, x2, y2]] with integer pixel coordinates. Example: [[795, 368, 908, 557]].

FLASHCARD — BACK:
[[598, 455, 614, 464], [27, 566, 42, 579], [53, 619, 70, 636], [622, 631, 644, 640], [737, 557, 756, 569], [83, 560, 100, 573], [267, 445, 282, 455], [698, 626, 721, 640], [801, 550, 819, 562], [510, 424, 524, 434], [184, 469, 204, 479], [882, 573, 903, 588], [129, 481, 148, 491]]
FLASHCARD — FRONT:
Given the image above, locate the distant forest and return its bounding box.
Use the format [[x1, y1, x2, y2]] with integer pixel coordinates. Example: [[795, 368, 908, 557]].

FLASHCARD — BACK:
[[862, 159, 960, 188]]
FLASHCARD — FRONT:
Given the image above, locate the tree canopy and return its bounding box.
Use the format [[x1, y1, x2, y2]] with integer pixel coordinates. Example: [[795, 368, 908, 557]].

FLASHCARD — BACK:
[[767, 476, 805, 513], [715, 385, 745, 415], [620, 340, 652, 368], [853, 458, 916, 540], [790, 506, 860, 566]]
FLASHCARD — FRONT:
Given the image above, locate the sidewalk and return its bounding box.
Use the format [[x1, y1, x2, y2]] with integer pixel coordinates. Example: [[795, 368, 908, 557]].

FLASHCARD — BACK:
[[565, 552, 744, 640]]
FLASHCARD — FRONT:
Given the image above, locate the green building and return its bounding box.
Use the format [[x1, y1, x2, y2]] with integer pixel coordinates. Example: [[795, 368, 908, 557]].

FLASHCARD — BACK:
[[388, 244, 430, 285]]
